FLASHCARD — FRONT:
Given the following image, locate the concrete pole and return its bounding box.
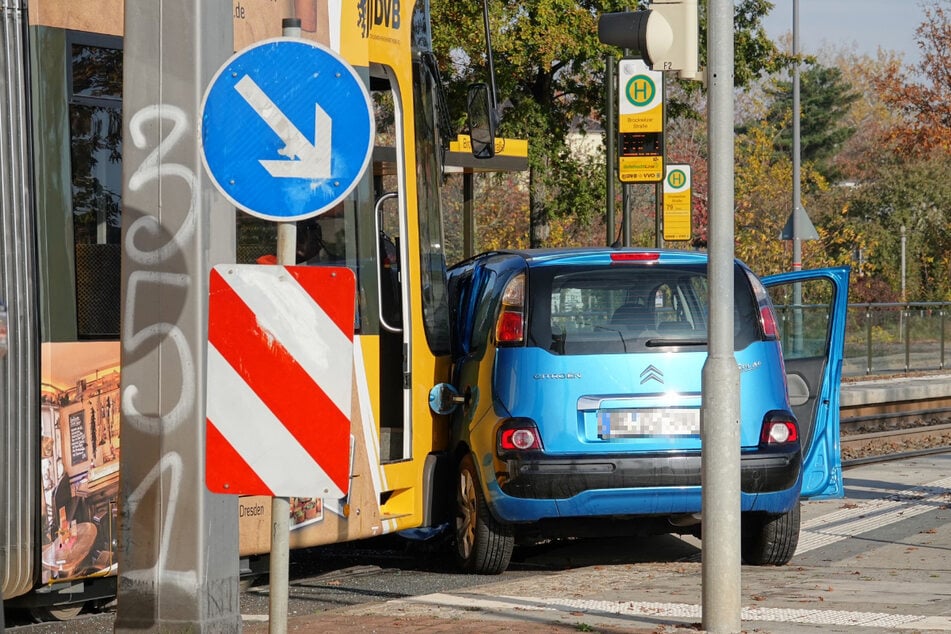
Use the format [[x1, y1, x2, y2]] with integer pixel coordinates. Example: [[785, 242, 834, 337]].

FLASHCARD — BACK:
[[701, 0, 742, 632], [116, 0, 239, 630]]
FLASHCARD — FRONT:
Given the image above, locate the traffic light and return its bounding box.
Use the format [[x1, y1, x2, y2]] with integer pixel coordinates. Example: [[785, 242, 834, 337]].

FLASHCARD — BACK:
[[598, 0, 699, 80]]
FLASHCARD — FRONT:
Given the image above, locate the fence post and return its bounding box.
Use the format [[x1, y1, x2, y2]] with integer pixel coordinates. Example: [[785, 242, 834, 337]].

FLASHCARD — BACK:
[[865, 304, 872, 375], [941, 307, 946, 371], [903, 304, 910, 372]]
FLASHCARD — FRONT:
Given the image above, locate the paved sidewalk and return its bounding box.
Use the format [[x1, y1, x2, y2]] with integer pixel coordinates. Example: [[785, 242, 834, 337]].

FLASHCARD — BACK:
[[245, 613, 666, 632], [241, 558, 951, 633]]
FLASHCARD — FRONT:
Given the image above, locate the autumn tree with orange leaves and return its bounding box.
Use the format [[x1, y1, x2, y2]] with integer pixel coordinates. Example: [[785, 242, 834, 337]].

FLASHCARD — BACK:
[[873, 3, 951, 156]]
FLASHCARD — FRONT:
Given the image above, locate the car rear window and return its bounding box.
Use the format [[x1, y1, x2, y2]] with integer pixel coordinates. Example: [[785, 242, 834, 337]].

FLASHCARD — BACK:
[[527, 263, 761, 355]]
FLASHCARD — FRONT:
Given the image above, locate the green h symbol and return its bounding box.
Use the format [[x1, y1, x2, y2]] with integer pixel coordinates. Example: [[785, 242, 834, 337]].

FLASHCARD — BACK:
[[627, 75, 655, 107]]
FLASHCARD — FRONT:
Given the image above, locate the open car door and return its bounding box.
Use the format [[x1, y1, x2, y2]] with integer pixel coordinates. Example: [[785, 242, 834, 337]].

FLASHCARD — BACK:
[[762, 266, 850, 500]]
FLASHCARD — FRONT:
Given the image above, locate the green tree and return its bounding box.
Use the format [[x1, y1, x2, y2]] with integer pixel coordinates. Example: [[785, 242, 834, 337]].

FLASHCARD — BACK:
[[845, 157, 951, 301], [751, 63, 859, 182], [431, 0, 782, 247]]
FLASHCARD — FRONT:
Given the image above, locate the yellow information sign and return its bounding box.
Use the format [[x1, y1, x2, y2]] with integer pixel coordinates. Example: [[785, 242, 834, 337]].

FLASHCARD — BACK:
[[663, 164, 692, 241], [619, 155, 664, 183]]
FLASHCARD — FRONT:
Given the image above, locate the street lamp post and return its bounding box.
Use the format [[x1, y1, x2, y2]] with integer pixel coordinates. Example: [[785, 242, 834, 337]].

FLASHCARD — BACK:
[[792, 0, 802, 272]]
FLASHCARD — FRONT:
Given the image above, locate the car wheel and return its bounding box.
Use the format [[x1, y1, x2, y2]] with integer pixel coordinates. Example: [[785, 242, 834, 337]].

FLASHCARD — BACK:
[[455, 453, 514, 574], [741, 502, 801, 565]]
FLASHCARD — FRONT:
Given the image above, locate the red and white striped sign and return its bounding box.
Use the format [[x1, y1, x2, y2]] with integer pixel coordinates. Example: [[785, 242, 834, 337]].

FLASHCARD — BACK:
[[205, 264, 354, 498]]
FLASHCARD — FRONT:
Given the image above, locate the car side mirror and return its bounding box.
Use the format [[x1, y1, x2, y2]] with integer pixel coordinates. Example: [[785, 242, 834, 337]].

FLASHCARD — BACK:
[[466, 83, 496, 159], [429, 383, 464, 415]]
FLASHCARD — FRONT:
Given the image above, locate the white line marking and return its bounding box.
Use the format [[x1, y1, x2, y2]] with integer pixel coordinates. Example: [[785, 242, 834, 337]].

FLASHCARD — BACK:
[[797, 475, 951, 554], [399, 594, 951, 630]]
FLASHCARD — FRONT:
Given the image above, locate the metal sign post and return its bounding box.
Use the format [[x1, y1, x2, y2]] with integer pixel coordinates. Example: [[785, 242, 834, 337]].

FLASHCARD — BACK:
[[199, 17, 373, 634], [616, 58, 665, 185], [272, 23, 297, 634]]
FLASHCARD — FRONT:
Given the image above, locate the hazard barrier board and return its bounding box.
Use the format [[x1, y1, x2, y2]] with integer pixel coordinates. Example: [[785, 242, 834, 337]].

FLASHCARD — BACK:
[[205, 265, 354, 498]]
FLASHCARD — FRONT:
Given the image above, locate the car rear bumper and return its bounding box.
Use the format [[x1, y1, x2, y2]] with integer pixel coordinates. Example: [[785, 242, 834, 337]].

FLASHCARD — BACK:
[[482, 446, 802, 522], [498, 445, 801, 500]]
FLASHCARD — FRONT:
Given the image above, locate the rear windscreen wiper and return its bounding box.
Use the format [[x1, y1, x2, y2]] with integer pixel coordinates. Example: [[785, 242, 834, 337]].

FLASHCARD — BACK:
[[645, 338, 707, 347]]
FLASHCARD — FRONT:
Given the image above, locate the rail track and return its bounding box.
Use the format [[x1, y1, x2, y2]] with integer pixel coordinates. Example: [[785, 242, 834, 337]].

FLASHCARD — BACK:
[[840, 390, 951, 466]]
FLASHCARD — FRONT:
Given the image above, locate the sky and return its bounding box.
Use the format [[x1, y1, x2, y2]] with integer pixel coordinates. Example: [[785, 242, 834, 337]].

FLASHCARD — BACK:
[[761, 0, 931, 66]]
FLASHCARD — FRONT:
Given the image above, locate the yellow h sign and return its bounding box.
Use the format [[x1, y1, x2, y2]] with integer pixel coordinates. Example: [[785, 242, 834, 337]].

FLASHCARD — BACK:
[[662, 164, 691, 241]]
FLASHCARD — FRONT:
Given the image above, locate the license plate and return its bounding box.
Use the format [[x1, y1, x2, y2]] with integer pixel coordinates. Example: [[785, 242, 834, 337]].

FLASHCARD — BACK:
[[598, 408, 700, 438]]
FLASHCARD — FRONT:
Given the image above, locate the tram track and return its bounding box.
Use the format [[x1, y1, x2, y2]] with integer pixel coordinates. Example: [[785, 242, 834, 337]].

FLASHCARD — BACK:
[[840, 385, 951, 465]]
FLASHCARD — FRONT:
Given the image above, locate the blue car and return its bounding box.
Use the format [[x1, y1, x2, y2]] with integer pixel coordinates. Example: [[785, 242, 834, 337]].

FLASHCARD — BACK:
[[431, 248, 849, 574]]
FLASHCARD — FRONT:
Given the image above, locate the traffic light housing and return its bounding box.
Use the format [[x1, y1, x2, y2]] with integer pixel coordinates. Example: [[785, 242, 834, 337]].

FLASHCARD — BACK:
[[598, 0, 699, 80]]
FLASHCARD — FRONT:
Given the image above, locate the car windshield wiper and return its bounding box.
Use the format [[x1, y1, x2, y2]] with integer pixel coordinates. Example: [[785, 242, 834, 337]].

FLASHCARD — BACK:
[[645, 338, 707, 348]]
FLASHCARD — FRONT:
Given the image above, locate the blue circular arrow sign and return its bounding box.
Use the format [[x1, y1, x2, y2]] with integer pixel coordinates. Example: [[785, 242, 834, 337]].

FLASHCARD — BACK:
[[200, 38, 374, 221]]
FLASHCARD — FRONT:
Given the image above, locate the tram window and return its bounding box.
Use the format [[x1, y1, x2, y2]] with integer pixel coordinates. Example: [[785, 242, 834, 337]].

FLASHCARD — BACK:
[[68, 35, 122, 339]]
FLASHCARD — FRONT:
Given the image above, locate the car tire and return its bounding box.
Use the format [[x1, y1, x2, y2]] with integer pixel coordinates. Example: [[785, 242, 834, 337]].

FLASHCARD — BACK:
[[455, 453, 514, 574], [740, 502, 801, 565]]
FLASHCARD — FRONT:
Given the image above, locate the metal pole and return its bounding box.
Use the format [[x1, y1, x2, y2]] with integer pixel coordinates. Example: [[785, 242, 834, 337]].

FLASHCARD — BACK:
[[623, 184, 632, 247], [655, 74, 666, 249], [702, 0, 741, 631], [622, 47, 631, 247], [268, 22, 298, 634], [941, 308, 946, 370], [901, 225, 906, 302], [791, 0, 804, 355], [606, 54, 616, 246], [792, 0, 802, 272]]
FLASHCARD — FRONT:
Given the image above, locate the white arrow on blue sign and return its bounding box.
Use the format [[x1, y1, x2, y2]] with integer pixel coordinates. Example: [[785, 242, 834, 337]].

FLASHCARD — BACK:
[[200, 38, 374, 221]]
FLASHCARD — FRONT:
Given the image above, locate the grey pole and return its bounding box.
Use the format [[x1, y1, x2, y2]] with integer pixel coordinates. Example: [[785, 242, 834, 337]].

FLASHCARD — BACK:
[[269, 21, 299, 634], [791, 0, 804, 353], [116, 0, 239, 631], [701, 0, 742, 631], [901, 225, 906, 302], [606, 54, 617, 246], [792, 0, 802, 272], [655, 73, 666, 249], [623, 183, 632, 246]]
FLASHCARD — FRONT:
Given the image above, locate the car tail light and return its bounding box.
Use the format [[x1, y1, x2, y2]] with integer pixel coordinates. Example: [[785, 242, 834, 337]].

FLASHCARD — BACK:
[[610, 252, 659, 262], [760, 412, 799, 445], [759, 303, 780, 339], [496, 273, 525, 344], [747, 272, 780, 340], [497, 419, 542, 453]]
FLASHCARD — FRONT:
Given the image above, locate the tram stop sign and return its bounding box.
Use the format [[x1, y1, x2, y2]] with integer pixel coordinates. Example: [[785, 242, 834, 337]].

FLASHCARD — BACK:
[[200, 38, 374, 221]]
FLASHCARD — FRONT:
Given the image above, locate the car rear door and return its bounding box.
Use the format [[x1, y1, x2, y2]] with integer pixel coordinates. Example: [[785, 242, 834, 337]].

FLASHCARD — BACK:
[[762, 266, 850, 499]]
